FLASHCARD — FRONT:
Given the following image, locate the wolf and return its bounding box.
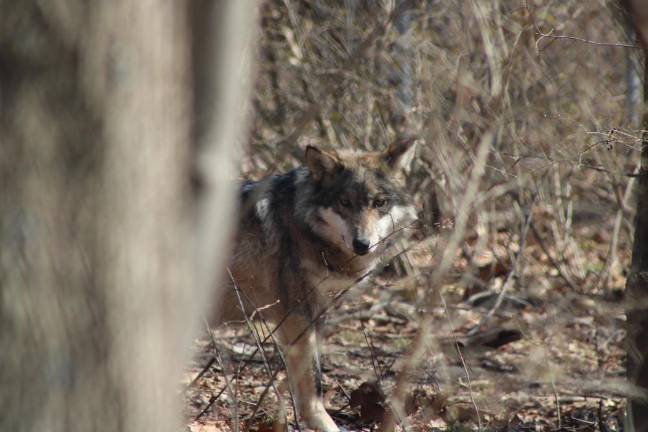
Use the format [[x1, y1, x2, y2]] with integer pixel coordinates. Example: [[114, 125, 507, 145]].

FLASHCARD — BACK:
[[215, 139, 419, 431]]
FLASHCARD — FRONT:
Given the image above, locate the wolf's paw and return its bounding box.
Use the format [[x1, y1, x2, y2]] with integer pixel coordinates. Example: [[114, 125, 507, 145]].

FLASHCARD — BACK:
[[302, 405, 339, 432]]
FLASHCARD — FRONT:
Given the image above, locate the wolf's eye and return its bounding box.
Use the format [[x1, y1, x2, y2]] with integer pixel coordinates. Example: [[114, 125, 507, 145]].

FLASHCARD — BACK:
[[373, 198, 389, 209], [339, 197, 351, 207]]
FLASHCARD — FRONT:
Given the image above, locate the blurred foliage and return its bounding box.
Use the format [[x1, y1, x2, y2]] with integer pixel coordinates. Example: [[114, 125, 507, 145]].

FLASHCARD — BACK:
[[247, 0, 638, 248]]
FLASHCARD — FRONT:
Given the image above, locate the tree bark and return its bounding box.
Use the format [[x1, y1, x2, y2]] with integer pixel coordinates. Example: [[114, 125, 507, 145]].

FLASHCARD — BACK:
[[623, 1, 648, 430], [626, 62, 648, 429], [0, 2, 256, 431]]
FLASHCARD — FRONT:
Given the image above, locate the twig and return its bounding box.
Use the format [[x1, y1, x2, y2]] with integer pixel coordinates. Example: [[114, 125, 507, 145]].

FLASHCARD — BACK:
[[192, 191, 419, 428], [193, 288, 295, 427], [529, 221, 580, 292], [273, 0, 415, 156], [597, 164, 638, 291], [550, 362, 562, 430], [535, 27, 639, 50], [239, 312, 296, 430], [194, 385, 228, 421], [530, 222, 578, 292], [205, 322, 240, 432], [468, 193, 536, 336], [192, 217, 420, 427], [241, 214, 418, 419], [244, 269, 376, 428], [440, 293, 482, 430], [187, 357, 216, 391], [361, 322, 384, 383], [379, 129, 495, 432], [241, 221, 423, 426], [472, 0, 502, 98], [226, 268, 298, 431]]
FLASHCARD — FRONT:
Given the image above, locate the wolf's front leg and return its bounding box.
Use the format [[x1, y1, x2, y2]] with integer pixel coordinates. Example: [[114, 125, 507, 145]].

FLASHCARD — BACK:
[[278, 316, 339, 432]]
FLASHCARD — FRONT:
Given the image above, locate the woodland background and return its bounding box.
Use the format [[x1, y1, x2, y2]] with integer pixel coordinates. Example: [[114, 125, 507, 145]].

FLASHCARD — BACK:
[[188, 1, 641, 431], [2, 1, 648, 432]]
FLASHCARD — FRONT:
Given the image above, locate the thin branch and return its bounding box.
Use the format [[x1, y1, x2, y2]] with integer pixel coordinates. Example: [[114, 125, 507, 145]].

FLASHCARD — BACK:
[[361, 322, 384, 383], [536, 27, 640, 50], [205, 322, 240, 432], [194, 385, 228, 421], [597, 164, 638, 291], [529, 222, 580, 292], [379, 129, 495, 432], [226, 268, 297, 431], [440, 293, 482, 430], [191, 218, 420, 423], [273, 0, 415, 156], [192, 203, 421, 426], [467, 193, 536, 336], [187, 357, 216, 391], [241, 217, 421, 423], [547, 350, 562, 429]]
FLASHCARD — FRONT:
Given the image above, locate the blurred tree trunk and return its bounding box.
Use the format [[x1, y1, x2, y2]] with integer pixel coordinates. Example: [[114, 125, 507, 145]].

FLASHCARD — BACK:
[[626, 30, 643, 128], [619, 9, 644, 127], [626, 58, 648, 431], [0, 2, 256, 432], [387, 0, 415, 140], [623, 1, 648, 431]]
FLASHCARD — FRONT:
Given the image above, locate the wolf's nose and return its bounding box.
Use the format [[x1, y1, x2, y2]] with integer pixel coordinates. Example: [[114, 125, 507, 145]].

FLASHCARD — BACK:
[[352, 238, 370, 255]]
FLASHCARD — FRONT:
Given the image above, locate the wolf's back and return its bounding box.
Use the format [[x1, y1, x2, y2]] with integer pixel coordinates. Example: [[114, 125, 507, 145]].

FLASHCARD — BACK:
[[213, 173, 300, 324]]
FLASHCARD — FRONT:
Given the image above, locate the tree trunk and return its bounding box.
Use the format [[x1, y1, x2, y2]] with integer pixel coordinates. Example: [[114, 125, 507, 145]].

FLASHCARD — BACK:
[[626, 64, 648, 430], [624, 1, 648, 430], [0, 2, 256, 431], [391, 0, 415, 136]]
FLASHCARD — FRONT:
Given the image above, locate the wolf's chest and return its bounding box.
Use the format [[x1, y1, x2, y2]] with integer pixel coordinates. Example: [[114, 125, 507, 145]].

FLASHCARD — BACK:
[[300, 254, 377, 305], [308, 273, 355, 299]]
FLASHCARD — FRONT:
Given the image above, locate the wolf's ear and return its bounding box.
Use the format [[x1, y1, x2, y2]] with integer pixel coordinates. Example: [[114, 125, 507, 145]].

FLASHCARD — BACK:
[[384, 137, 417, 173], [305, 145, 341, 182]]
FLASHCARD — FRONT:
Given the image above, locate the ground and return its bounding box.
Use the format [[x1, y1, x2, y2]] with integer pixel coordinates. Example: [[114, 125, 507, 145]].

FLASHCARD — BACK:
[[185, 205, 628, 431]]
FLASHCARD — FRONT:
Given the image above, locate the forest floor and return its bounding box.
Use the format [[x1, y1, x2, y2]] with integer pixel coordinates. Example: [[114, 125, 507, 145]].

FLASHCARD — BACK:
[[184, 205, 628, 431]]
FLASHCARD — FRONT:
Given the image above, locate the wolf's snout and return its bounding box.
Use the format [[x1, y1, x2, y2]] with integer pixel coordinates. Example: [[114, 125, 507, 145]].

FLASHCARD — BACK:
[[352, 238, 371, 255]]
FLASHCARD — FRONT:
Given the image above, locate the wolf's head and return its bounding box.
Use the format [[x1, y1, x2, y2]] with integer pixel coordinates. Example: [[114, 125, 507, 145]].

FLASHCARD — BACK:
[[303, 139, 418, 258]]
